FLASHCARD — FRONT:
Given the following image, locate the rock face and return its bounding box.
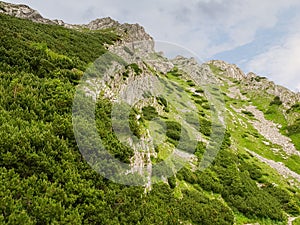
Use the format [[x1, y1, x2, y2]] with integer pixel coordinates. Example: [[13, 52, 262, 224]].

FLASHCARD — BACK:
[[88, 18, 153, 43], [209, 60, 246, 80], [208, 60, 300, 108], [0, 1, 80, 29], [173, 56, 219, 85], [0, 1, 153, 44], [243, 72, 300, 108], [0, 1, 50, 23]]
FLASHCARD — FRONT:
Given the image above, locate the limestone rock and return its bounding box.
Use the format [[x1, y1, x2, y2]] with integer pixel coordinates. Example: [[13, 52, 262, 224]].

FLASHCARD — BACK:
[[243, 72, 300, 108], [87, 17, 153, 42], [1, 1, 52, 23], [209, 60, 246, 80], [208, 59, 300, 108], [173, 56, 220, 85]]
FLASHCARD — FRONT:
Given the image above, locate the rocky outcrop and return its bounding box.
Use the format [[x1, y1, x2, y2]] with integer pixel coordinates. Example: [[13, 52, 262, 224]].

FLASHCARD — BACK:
[[243, 72, 300, 108], [0, 1, 82, 29], [209, 60, 246, 80], [173, 56, 220, 85], [87, 17, 153, 44], [208, 60, 300, 108], [1, 1, 52, 23]]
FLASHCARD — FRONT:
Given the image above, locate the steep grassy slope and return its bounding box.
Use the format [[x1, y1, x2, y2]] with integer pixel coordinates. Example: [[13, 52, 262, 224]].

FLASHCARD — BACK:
[[1, 11, 300, 225], [209, 62, 300, 176]]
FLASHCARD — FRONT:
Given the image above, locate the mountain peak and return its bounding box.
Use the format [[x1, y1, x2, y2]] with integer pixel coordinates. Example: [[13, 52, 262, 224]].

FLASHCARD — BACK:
[[87, 17, 153, 43], [0, 1, 45, 21]]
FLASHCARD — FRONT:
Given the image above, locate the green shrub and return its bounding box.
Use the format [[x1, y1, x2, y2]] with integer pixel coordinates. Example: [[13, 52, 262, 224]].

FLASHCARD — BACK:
[[221, 130, 231, 149], [122, 70, 129, 80], [254, 76, 267, 82], [166, 121, 181, 141], [197, 170, 223, 193], [167, 176, 176, 189], [242, 110, 254, 117], [125, 63, 142, 75], [202, 103, 211, 110], [199, 118, 212, 136], [177, 167, 198, 184], [293, 217, 300, 225], [167, 67, 181, 77], [142, 106, 158, 120], [195, 88, 204, 93], [270, 96, 282, 106], [194, 141, 206, 158], [194, 99, 202, 105], [187, 80, 196, 87], [129, 108, 142, 138], [156, 96, 168, 107], [166, 129, 181, 141], [239, 161, 262, 180], [287, 121, 300, 135], [287, 103, 300, 113]]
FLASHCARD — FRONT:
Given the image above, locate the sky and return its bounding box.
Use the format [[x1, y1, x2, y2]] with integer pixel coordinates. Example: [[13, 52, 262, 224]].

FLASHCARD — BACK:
[[5, 0, 300, 91]]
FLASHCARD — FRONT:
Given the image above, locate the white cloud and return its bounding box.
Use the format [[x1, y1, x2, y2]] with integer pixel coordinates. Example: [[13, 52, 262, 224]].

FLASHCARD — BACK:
[[246, 33, 300, 91], [189, 0, 298, 57]]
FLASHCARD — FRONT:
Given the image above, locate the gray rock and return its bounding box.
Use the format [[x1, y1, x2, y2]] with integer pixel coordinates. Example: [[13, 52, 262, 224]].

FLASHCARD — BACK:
[[243, 72, 300, 108], [208, 60, 246, 80]]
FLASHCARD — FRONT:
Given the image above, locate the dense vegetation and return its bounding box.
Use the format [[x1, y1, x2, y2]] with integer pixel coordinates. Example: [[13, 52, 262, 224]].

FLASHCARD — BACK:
[[0, 12, 300, 225]]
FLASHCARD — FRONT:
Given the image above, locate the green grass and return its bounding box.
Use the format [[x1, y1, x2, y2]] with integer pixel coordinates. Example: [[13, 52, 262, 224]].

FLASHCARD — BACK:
[[246, 91, 287, 127], [293, 217, 300, 225], [234, 213, 286, 225], [245, 89, 300, 151], [290, 133, 300, 150], [226, 102, 300, 175], [156, 143, 173, 160], [208, 63, 224, 75]]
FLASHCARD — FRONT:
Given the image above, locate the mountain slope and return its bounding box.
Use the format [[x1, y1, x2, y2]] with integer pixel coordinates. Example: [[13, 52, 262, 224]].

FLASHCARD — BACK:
[[1, 2, 300, 225]]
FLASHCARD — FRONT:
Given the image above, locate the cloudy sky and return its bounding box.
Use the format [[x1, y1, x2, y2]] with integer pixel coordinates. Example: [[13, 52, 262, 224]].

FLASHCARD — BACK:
[[6, 0, 300, 91]]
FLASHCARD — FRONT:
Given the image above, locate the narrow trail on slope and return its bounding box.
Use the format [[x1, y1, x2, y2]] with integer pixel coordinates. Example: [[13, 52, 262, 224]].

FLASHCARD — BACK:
[[288, 216, 295, 225]]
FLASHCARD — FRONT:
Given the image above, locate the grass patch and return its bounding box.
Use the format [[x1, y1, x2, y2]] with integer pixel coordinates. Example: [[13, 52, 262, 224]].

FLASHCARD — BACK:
[[209, 63, 224, 75]]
